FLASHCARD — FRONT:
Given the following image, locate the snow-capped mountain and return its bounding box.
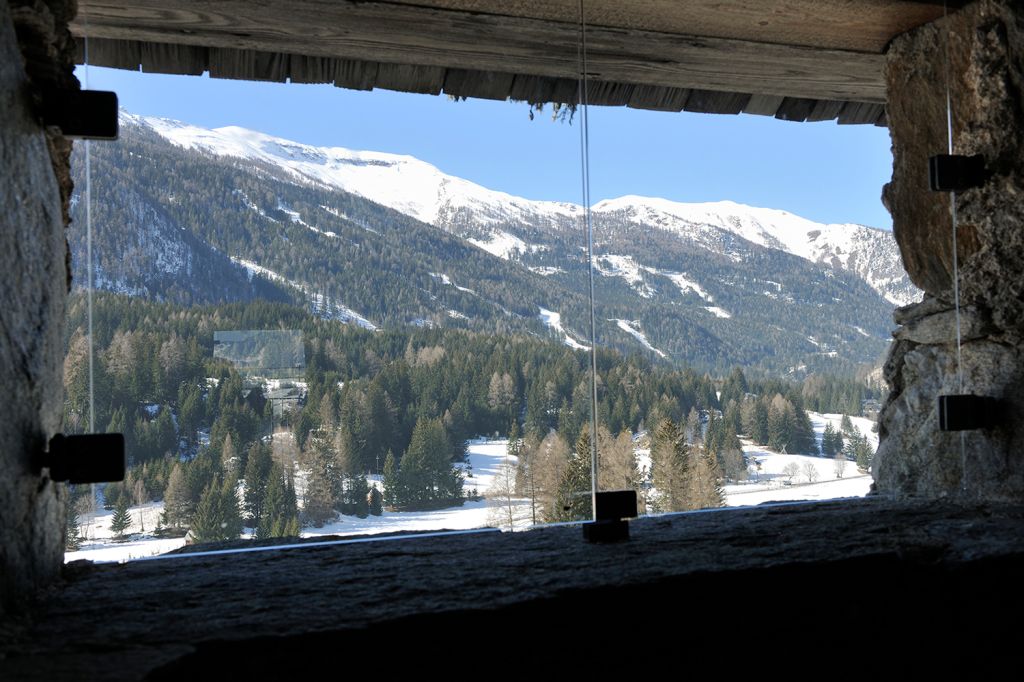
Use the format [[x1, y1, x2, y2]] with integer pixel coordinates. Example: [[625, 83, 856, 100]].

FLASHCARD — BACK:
[[127, 112, 915, 306], [127, 113, 581, 229], [69, 112, 915, 375]]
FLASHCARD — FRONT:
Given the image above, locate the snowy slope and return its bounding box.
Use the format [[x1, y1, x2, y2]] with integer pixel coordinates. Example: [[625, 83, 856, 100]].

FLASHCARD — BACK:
[[128, 112, 916, 307], [592, 197, 918, 306]]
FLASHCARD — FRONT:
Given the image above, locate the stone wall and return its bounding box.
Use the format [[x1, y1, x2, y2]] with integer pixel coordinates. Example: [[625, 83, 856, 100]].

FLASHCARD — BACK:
[[0, 0, 76, 615], [876, 0, 1024, 501]]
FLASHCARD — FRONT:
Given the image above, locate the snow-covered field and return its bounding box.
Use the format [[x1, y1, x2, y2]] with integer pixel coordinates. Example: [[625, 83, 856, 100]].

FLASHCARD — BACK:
[[65, 502, 188, 563], [65, 439, 528, 564], [723, 411, 875, 506], [66, 415, 875, 564]]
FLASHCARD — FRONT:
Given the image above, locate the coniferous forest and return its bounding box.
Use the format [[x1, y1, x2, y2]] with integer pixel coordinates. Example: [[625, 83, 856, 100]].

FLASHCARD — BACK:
[[63, 290, 879, 545]]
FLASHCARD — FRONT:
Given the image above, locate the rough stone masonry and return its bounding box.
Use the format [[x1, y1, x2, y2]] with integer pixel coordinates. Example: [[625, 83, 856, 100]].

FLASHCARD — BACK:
[[877, 0, 1024, 501], [0, 0, 77, 616]]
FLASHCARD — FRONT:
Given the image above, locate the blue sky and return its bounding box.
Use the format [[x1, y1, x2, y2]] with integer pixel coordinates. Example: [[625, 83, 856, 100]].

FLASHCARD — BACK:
[[81, 66, 894, 229]]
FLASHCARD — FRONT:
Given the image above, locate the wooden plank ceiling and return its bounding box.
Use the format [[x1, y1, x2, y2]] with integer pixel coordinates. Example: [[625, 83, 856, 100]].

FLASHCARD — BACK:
[[71, 1, 964, 125]]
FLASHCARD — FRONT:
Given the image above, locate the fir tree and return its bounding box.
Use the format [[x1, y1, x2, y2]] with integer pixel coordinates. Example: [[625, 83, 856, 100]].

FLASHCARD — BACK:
[[689, 448, 725, 510], [162, 462, 191, 528], [243, 442, 272, 525], [650, 418, 689, 512], [822, 422, 841, 457], [110, 497, 133, 540], [219, 476, 244, 540], [367, 485, 383, 516], [190, 475, 242, 543], [65, 505, 82, 551], [258, 462, 299, 538], [382, 450, 400, 509], [190, 478, 226, 543], [555, 430, 593, 522], [336, 425, 368, 516], [788, 403, 819, 455], [220, 433, 238, 479], [302, 433, 339, 526], [749, 399, 770, 445]]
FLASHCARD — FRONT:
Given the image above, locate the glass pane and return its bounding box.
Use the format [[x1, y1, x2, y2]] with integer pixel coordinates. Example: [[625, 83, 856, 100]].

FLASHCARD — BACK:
[[63, 56, 894, 564]]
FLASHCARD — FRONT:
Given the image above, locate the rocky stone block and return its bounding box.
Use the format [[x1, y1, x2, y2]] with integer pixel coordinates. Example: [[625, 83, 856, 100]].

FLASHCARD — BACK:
[[0, 0, 70, 616], [875, 339, 1024, 501]]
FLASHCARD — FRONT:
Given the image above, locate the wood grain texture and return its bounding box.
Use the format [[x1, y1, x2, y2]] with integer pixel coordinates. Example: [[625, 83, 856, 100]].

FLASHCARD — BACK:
[[72, 1, 888, 102], [75, 34, 892, 124], [398, 0, 962, 53]]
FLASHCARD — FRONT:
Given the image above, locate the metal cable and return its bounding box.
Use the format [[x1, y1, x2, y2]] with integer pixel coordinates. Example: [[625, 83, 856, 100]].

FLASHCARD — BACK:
[[577, 0, 600, 521]]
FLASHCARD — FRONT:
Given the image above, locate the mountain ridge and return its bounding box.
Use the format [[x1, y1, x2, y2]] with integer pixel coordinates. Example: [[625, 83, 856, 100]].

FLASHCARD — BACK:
[[68, 112, 917, 377], [124, 111, 914, 307]]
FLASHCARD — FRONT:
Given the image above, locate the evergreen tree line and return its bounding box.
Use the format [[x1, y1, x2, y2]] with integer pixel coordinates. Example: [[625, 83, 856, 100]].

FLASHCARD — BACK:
[[63, 294, 878, 546]]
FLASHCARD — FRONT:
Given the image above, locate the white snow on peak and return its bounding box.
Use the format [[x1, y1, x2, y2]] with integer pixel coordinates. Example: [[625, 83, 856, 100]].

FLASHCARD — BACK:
[[592, 196, 858, 260], [126, 111, 916, 305], [592, 196, 916, 305], [612, 319, 667, 358], [129, 112, 579, 229]]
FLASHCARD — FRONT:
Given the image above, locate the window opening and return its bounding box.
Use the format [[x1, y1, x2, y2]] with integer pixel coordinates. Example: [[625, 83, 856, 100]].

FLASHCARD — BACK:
[[62, 38, 898, 565]]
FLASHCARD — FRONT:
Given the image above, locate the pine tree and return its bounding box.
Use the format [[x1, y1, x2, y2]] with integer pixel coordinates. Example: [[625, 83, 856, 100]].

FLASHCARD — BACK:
[[822, 423, 841, 457], [555, 430, 593, 522], [788, 403, 819, 455], [65, 505, 82, 551], [162, 462, 191, 528], [257, 462, 300, 538], [367, 485, 383, 516], [243, 442, 272, 525], [219, 476, 244, 541], [840, 414, 854, 435], [650, 418, 689, 512], [303, 434, 339, 526], [399, 417, 460, 508], [689, 448, 725, 509], [220, 433, 238, 479], [190, 478, 226, 543], [751, 398, 770, 445], [109, 497, 133, 540], [336, 425, 368, 517], [382, 450, 400, 509]]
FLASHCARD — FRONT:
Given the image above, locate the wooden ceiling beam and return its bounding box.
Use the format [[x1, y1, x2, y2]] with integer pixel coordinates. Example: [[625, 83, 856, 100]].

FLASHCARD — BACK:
[[73, 1, 887, 103]]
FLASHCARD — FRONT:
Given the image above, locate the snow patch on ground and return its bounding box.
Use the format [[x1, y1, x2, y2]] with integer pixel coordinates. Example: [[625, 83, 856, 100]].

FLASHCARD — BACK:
[[725, 443, 871, 506], [68, 441, 531, 563], [430, 272, 475, 294], [320, 205, 380, 234], [279, 202, 338, 238], [704, 306, 732, 318], [595, 255, 656, 298], [232, 257, 377, 330], [65, 502, 187, 564], [612, 319, 667, 358], [467, 231, 533, 260], [538, 307, 590, 351], [528, 266, 566, 276], [649, 269, 713, 302]]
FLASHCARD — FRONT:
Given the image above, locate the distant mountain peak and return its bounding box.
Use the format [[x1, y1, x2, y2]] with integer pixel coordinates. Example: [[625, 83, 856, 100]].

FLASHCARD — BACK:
[[125, 112, 918, 307]]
